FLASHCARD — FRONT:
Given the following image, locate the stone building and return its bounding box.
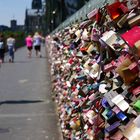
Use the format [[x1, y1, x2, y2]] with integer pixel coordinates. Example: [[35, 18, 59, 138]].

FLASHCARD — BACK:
[[25, 0, 45, 33]]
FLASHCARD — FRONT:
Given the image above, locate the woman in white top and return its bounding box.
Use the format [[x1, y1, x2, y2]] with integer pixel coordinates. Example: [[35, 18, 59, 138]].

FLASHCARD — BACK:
[[33, 32, 42, 57], [7, 34, 16, 62]]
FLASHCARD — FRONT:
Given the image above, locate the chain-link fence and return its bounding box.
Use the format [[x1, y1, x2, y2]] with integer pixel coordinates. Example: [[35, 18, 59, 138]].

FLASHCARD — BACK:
[[52, 0, 115, 34]]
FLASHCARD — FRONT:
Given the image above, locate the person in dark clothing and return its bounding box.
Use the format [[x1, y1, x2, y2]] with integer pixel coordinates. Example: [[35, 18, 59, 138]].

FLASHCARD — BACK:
[[0, 34, 5, 63]]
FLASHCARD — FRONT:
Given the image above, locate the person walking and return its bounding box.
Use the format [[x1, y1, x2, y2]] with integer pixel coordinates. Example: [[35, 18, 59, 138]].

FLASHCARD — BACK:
[[0, 34, 6, 63], [33, 32, 42, 57], [25, 35, 33, 58], [7, 34, 16, 63]]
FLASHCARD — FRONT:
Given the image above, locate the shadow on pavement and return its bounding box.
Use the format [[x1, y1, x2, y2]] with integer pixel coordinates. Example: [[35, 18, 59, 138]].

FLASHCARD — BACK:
[[0, 128, 10, 133], [0, 100, 44, 105]]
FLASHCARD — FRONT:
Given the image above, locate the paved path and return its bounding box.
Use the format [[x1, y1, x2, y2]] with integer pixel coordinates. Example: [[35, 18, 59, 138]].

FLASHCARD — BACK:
[[0, 46, 62, 140]]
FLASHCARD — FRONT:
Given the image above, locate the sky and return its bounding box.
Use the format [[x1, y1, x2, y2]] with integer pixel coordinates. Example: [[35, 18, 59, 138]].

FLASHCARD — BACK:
[[0, 0, 32, 27]]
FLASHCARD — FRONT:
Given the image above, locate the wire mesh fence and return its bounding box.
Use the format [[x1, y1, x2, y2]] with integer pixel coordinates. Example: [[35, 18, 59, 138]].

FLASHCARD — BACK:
[[51, 0, 115, 34]]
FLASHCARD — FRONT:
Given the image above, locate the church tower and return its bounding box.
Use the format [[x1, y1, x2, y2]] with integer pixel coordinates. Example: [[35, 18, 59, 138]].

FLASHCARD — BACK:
[[32, 0, 42, 9]]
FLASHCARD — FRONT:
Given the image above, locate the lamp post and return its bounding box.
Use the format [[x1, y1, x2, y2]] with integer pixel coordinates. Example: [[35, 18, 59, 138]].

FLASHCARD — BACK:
[[50, 19, 53, 31], [35, 9, 43, 32], [52, 10, 56, 30], [38, 14, 41, 30], [35, 9, 39, 31]]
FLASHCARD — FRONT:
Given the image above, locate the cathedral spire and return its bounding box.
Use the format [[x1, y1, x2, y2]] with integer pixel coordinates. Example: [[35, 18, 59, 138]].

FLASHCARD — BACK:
[[32, 0, 42, 9]]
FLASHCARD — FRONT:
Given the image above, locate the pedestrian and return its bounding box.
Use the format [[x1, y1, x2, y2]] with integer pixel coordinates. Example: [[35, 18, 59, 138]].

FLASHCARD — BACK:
[[33, 32, 42, 57], [7, 34, 16, 63], [25, 34, 33, 58], [0, 33, 6, 63]]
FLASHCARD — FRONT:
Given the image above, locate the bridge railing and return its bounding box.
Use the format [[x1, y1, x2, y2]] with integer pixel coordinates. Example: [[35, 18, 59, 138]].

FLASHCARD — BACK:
[[51, 0, 115, 34]]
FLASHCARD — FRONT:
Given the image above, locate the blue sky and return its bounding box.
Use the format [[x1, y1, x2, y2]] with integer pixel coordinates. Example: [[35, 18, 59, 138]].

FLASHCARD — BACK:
[[0, 0, 32, 27]]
